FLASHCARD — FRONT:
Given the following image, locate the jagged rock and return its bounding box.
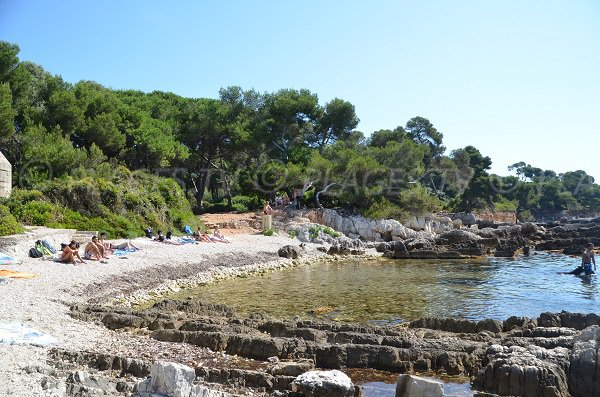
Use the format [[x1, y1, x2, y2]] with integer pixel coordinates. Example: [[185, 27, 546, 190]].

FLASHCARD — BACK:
[[504, 316, 537, 332], [439, 230, 481, 245], [476, 319, 503, 334], [278, 245, 301, 259], [292, 370, 356, 397], [409, 250, 439, 259], [538, 312, 562, 328], [474, 344, 570, 397], [395, 374, 443, 397], [563, 246, 584, 255], [191, 385, 236, 397], [376, 242, 391, 253], [270, 359, 315, 376], [405, 238, 434, 251], [150, 361, 196, 397], [569, 325, 600, 397], [521, 222, 540, 235]]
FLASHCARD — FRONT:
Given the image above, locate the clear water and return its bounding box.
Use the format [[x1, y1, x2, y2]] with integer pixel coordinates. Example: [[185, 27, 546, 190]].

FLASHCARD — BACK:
[[168, 252, 598, 323]]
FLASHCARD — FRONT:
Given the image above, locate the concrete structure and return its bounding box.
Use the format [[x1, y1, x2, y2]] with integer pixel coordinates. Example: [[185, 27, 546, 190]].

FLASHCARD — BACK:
[[0, 150, 11, 198]]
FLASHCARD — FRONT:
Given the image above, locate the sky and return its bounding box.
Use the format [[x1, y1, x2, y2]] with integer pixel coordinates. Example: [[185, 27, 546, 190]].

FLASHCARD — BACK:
[[1, 1, 599, 179]]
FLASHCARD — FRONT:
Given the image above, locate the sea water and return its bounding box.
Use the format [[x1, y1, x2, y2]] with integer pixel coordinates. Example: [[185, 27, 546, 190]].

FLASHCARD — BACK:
[[169, 252, 597, 324]]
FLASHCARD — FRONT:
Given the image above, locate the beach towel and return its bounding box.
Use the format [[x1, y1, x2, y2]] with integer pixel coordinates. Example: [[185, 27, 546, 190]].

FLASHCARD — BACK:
[[113, 247, 138, 257], [0, 269, 37, 279], [0, 252, 16, 265], [0, 322, 57, 346], [177, 236, 197, 244]]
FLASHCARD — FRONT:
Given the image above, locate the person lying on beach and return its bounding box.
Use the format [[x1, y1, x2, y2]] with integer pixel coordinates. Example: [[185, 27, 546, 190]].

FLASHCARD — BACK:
[[99, 232, 139, 253], [210, 226, 230, 243], [154, 231, 183, 245], [61, 241, 85, 264], [84, 236, 109, 261]]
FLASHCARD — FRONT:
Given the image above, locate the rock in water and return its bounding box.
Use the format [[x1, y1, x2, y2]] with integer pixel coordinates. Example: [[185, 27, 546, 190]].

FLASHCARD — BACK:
[[150, 361, 196, 397], [292, 370, 356, 397], [396, 374, 444, 397], [569, 325, 600, 397], [278, 245, 301, 259]]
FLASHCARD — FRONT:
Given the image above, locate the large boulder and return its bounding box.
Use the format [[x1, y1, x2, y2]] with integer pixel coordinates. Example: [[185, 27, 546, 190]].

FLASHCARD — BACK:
[[569, 325, 600, 397], [150, 361, 196, 397], [292, 370, 356, 397], [396, 374, 443, 397], [474, 344, 570, 397], [278, 245, 301, 259]]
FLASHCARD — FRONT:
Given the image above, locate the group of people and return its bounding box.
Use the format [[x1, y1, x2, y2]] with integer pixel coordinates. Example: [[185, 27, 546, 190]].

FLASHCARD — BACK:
[[273, 189, 303, 210], [60, 233, 138, 264], [192, 226, 230, 243]]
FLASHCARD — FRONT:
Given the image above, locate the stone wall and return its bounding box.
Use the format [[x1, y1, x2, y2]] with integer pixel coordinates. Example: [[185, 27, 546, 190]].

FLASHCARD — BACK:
[[0, 150, 11, 198]]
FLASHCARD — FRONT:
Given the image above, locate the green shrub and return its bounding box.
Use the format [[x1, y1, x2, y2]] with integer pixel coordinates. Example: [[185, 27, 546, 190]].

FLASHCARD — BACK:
[[362, 197, 409, 221], [7, 170, 202, 238], [288, 229, 298, 238], [0, 205, 23, 236], [263, 229, 274, 236], [308, 225, 321, 240], [323, 226, 341, 238], [231, 195, 264, 212], [494, 198, 518, 213]]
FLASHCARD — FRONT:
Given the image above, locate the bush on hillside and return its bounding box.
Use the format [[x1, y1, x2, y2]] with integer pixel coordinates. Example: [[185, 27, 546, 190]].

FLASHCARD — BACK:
[[5, 169, 202, 237], [0, 204, 23, 236]]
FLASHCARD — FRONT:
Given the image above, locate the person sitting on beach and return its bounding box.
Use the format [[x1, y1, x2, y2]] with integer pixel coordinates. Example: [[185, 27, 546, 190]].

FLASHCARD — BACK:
[[193, 227, 212, 243], [61, 240, 85, 264], [210, 226, 230, 243], [99, 232, 139, 253], [84, 236, 108, 261]]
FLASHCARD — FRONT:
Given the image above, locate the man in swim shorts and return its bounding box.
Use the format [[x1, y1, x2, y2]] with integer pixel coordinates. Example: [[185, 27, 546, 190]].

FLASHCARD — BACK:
[[582, 243, 596, 275]]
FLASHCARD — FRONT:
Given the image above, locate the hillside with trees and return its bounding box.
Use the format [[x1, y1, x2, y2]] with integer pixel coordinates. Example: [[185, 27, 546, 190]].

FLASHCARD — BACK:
[[1, 41, 598, 236]]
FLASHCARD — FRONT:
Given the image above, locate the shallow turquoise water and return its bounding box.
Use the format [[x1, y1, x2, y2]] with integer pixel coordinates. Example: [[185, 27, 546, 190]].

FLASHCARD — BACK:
[[169, 252, 598, 323]]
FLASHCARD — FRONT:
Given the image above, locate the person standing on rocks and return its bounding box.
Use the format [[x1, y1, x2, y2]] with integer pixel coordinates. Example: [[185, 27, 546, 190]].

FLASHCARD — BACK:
[[582, 243, 596, 275]]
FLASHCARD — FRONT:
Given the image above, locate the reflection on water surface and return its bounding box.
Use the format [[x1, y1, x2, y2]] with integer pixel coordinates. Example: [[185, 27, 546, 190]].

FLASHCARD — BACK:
[[168, 252, 598, 323]]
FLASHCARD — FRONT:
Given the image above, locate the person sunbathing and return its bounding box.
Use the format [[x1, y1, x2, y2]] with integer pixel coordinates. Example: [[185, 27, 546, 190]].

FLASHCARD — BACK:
[[61, 241, 85, 264], [211, 226, 230, 243], [99, 232, 139, 253], [193, 227, 213, 243], [84, 236, 109, 261], [154, 231, 183, 245]]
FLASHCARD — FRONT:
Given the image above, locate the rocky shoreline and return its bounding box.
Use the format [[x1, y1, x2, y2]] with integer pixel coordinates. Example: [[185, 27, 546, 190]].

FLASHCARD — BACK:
[[37, 299, 600, 397], [2, 216, 600, 397]]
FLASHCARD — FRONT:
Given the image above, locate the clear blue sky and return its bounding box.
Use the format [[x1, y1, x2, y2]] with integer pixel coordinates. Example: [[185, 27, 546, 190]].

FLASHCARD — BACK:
[[1, 1, 599, 179]]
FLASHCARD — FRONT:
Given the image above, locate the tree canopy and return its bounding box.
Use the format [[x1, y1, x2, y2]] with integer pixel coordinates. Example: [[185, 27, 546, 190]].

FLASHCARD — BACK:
[[1, 40, 599, 231]]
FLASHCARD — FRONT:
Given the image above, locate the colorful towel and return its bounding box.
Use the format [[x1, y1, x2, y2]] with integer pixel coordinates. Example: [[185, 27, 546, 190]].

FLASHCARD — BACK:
[[0, 269, 37, 279], [177, 237, 197, 244], [113, 247, 138, 257], [0, 322, 57, 346], [0, 252, 16, 265]]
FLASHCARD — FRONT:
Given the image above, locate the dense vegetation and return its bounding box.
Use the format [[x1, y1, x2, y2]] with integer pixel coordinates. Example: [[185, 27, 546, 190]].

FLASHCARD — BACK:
[[1, 41, 599, 236]]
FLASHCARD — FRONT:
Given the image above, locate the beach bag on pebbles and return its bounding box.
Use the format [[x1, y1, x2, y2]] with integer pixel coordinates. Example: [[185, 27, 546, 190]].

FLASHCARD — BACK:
[[29, 247, 43, 258]]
